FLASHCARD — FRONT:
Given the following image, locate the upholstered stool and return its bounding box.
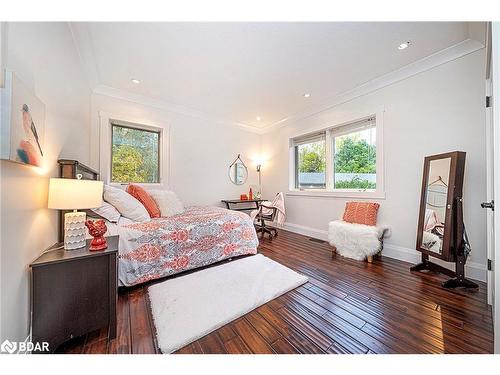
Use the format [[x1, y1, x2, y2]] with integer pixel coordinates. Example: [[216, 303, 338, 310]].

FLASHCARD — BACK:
[[328, 220, 390, 262]]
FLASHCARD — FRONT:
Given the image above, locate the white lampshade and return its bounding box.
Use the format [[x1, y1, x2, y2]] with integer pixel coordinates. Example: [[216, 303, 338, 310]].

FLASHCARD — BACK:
[[48, 178, 103, 210]]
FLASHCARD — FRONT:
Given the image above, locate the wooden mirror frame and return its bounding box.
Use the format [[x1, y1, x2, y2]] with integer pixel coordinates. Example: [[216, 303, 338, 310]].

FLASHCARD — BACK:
[[413, 151, 477, 288], [415, 151, 466, 262]]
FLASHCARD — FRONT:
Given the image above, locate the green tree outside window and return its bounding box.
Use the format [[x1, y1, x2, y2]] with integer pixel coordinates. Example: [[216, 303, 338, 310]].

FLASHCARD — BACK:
[[297, 130, 376, 190], [111, 125, 160, 183]]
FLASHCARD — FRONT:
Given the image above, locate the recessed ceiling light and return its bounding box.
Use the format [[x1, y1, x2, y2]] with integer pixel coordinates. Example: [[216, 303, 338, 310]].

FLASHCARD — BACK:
[[303, 93, 311, 98], [131, 79, 141, 84], [398, 41, 411, 50], [256, 116, 261, 121]]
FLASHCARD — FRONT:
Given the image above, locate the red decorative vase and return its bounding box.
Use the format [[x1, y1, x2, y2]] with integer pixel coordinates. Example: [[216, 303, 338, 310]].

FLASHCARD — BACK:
[[85, 219, 108, 251]]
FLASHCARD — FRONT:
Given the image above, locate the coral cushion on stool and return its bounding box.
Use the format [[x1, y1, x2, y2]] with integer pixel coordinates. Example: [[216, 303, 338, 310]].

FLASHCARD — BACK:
[[343, 202, 380, 226], [126, 184, 161, 218]]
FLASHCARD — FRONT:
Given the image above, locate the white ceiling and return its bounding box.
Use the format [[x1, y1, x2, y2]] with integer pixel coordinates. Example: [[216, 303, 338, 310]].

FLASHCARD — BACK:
[[73, 22, 483, 130]]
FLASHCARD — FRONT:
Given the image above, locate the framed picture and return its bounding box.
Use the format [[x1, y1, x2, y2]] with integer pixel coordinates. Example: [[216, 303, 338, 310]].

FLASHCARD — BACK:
[[1, 70, 45, 167]]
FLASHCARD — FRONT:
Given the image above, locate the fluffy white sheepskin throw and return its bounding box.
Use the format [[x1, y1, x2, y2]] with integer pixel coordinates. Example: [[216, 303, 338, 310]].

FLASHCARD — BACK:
[[328, 220, 389, 261]]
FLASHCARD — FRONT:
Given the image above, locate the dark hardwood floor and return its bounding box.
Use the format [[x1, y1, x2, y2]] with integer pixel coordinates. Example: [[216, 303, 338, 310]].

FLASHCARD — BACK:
[[57, 229, 494, 354]]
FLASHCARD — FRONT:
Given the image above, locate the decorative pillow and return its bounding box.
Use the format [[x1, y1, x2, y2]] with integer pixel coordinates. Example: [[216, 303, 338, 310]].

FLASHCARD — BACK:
[[148, 190, 185, 217], [103, 185, 150, 222], [90, 201, 121, 223], [126, 184, 161, 218], [342, 201, 380, 226]]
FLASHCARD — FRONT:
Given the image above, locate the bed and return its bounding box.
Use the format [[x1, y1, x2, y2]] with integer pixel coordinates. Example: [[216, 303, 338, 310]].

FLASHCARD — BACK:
[[58, 160, 259, 287], [104, 205, 259, 287]]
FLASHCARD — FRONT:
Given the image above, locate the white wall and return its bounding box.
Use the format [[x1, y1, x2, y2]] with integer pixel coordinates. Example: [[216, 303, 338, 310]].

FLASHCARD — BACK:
[[0, 23, 489, 346], [0, 22, 91, 343], [261, 50, 487, 280], [90, 93, 262, 207]]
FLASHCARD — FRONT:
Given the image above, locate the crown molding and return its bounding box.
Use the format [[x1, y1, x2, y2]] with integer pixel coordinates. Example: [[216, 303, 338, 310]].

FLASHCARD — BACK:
[[68, 23, 264, 134], [69, 24, 484, 136], [92, 84, 264, 134], [260, 38, 485, 134], [68, 22, 100, 90]]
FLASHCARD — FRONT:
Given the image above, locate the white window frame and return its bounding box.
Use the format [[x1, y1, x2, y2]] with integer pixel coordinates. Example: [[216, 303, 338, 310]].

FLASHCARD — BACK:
[[292, 131, 327, 190], [288, 109, 385, 199], [99, 111, 170, 189]]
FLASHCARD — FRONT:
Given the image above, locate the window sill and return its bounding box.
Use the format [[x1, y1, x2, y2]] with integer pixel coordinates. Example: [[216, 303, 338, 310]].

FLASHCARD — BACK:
[[286, 190, 386, 200], [109, 182, 165, 189]]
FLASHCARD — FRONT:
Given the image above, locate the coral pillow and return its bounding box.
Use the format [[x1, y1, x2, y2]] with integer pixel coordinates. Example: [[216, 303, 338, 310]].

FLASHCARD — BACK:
[[126, 184, 161, 218], [343, 202, 380, 226]]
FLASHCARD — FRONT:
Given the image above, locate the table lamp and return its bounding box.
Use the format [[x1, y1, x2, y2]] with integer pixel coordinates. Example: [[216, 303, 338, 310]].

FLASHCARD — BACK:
[[48, 177, 104, 250]]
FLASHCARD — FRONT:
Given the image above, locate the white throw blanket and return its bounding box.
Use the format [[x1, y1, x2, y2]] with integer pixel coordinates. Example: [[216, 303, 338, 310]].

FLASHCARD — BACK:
[[250, 192, 286, 226], [328, 220, 390, 261]]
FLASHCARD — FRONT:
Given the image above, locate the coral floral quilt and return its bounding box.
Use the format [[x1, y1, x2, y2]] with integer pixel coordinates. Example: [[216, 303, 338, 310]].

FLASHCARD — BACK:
[[116, 206, 259, 286]]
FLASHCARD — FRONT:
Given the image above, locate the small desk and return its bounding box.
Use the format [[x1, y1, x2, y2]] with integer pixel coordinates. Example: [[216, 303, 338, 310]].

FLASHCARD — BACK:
[[221, 199, 263, 211]]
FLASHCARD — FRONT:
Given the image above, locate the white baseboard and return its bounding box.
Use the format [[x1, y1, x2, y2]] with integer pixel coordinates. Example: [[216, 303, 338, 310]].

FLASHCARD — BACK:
[[283, 222, 329, 241], [382, 243, 487, 282], [282, 221, 487, 282]]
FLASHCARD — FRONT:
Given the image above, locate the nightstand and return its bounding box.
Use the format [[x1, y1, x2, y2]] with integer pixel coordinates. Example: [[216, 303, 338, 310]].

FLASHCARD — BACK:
[[30, 235, 118, 353]]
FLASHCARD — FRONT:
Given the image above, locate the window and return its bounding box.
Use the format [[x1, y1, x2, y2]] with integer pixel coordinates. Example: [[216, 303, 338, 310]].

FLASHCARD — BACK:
[[291, 115, 382, 197], [294, 133, 326, 189], [332, 118, 376, 190], [111, 123, 160, 183]]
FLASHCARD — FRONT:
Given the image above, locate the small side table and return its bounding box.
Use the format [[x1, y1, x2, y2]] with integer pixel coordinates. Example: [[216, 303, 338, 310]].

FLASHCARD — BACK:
[[221, 199, 263, 212], [30, 235, 118, 353]]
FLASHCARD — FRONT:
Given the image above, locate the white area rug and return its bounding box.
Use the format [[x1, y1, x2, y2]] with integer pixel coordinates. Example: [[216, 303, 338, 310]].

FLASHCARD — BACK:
[[148, 254, 308, 353]]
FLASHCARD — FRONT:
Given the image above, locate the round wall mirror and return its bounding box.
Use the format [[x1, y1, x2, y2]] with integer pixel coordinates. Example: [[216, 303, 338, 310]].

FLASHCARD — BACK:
[[229, 154, 248, 185]]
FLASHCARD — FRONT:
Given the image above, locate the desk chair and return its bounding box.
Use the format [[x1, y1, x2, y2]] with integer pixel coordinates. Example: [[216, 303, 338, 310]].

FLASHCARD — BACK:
[[254, 203, 278, 239]]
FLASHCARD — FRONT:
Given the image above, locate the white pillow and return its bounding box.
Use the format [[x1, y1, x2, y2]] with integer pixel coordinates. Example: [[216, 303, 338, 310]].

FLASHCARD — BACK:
[[148, 190, 185, 217], [91, 201, 121, 223], [103, 185, 150, 222]]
